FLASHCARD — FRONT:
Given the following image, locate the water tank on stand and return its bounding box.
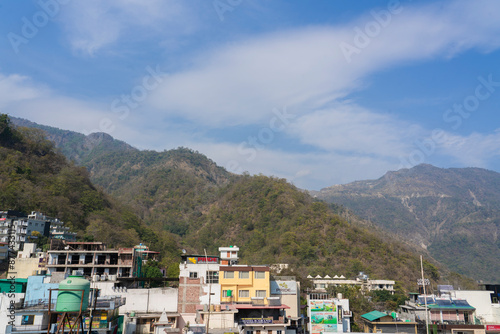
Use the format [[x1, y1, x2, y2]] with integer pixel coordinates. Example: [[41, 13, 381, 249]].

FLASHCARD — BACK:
[[56, 275, 90, 312]]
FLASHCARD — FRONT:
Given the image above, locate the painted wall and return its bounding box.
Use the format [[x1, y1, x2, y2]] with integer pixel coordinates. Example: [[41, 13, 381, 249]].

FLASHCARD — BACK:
[[94, 281, 178, 313], [23, 276, 58, 306], [220, 266, 270, 304]]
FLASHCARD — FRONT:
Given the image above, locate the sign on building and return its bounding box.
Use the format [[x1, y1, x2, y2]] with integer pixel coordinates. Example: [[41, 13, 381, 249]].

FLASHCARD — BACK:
[[271, 280, 297, 295], [308, 299, 339, 334]]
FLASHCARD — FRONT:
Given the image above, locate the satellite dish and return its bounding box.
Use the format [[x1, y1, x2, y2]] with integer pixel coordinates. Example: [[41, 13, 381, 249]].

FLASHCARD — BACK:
[[182, 249, 186, 254]]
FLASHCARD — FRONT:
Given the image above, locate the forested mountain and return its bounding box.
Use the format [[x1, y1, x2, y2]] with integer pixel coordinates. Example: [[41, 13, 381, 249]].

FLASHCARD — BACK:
[[5, 116, 477, 291], [0, 115, 180, 269], [312, 164, 500, 282]]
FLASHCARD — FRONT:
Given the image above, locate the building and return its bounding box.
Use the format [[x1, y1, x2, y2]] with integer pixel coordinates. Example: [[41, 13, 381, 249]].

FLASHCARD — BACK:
[[399, 294, 485, 334], [46, 240, 159, 280], [8, 243, 48, 278], [176, 246, 303, 334], [307, 292, 352, 334], [309, 272, 395, 295], [92, 280, 179, 334], [361, 310, 418, 334], [2, 274, 125, 334], [0, 211, 75, 251]]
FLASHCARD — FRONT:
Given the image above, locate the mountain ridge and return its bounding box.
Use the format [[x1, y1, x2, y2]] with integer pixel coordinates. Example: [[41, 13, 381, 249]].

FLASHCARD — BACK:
[[6, 115, 480, 288], [313, 164, 500, 282]]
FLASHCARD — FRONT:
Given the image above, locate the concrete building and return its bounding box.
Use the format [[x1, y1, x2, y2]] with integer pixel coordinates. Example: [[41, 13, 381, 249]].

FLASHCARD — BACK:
[[309, 272, 395, 294], [449, 290, 500, 325], [46, 240, 158, 279], [399, 294, 485, 334], [0, 211, 76, 251], [361, 310, 418, 334], [1, 274, 125, 334], [307, 292, 352, 334], [8, 243, 48, 278], [92, 280, 180, 334]]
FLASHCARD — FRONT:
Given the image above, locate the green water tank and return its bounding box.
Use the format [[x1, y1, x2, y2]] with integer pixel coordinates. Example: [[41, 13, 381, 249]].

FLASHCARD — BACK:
[[56, 276, 90, 312]]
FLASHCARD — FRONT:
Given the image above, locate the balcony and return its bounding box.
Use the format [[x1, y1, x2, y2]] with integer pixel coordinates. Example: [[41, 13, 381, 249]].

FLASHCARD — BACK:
[[342, 310, 352, 317], [239, 316, 286, 325]]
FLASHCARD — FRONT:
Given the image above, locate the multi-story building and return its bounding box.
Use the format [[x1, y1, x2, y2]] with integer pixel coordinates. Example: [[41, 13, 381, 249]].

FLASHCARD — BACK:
[[309, 272, 395, 294], [46, 240, 159, 280], [0, 211, 76, 250]]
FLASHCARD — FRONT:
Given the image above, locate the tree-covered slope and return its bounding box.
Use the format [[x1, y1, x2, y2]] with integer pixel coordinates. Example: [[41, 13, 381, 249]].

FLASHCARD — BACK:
[[313, 164, 500, 282], [0, 115, 180, 267], [7, 116, 477, 290]]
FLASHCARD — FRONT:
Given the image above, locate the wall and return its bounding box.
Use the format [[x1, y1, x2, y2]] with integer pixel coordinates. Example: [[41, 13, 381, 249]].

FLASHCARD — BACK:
[[219, 266, 270, 304], [94, 281, 178, 313], [0, 292, 24, 332], [24, 276, 58, 306], [9, 258, 40, 279]]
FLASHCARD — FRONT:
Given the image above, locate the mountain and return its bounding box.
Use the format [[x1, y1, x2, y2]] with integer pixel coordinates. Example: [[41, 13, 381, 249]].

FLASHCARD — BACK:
[[312, 164, 500, 282], [0, 115, 180, 267], [11, 117, 136, 164], [6, 116, 477, 291]]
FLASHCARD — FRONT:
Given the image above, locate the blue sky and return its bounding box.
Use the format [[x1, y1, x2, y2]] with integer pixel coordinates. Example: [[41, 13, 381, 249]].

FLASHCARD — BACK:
[[1, 0, 500, 190]]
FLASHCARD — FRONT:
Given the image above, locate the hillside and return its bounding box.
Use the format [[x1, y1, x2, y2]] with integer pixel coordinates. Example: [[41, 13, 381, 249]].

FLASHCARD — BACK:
[[0, 115, 180, 267], [6, 116, 478, 291], [312, 164, 500, 282]]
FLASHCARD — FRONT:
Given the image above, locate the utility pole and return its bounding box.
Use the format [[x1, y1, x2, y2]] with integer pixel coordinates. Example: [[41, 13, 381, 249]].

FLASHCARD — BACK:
[[420, 255, 429, 334], [204, 249, 211, 334]]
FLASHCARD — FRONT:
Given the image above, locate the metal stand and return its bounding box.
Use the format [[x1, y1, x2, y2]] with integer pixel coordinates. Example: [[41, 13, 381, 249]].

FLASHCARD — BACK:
[[47, 288, 90, 334]]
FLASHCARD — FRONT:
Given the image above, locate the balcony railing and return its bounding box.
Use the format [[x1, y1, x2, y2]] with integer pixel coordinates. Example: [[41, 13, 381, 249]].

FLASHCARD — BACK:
[[7, 324, 49, 332]]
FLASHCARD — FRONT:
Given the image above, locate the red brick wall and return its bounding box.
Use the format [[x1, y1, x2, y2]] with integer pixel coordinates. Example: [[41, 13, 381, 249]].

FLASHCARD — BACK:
[[178, 277, 204, 313]]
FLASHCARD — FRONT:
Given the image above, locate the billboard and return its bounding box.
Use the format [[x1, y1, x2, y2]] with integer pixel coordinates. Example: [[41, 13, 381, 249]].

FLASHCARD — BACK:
[[187, 256, 219, 264], [271, 280, 297, 295], [308, 299, 338, 334]]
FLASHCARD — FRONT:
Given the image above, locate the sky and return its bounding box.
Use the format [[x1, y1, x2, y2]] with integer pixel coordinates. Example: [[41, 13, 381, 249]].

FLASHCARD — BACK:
[[1, 0, 500, 190]]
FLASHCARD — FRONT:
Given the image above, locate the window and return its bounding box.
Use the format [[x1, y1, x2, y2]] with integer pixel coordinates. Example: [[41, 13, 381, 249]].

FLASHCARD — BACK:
[[189, 272, 198, 279], [22, 315, 35, 325], [239, 271, 249, 279], [277, 331, 282, 334], [206, 271, 219, 283], [239, 290, 250, 298], [254, 271, 265, 279], [255, 290, 266, 298], [224, 271, 234, 279], [223, 290, 233, 297], [246, 331, 253, 334]]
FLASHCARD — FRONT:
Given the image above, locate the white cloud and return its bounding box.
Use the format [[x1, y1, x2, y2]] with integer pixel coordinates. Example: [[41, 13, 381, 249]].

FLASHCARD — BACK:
[[438, 130, 500, 167], [0, 74, 48, 106], [288, 104, 419, 158], [59, 0, 195, 55], [146, 0, 500, 127]]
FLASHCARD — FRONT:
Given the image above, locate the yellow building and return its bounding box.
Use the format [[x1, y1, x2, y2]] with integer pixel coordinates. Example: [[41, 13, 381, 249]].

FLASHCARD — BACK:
[[219, 265, 271, 304]]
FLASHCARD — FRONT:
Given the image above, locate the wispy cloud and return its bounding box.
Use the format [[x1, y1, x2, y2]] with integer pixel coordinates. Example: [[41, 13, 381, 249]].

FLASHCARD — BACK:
[[3, 0, 500, 189], [147, 0, 500, 127], [59, 0, 196, 55]]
